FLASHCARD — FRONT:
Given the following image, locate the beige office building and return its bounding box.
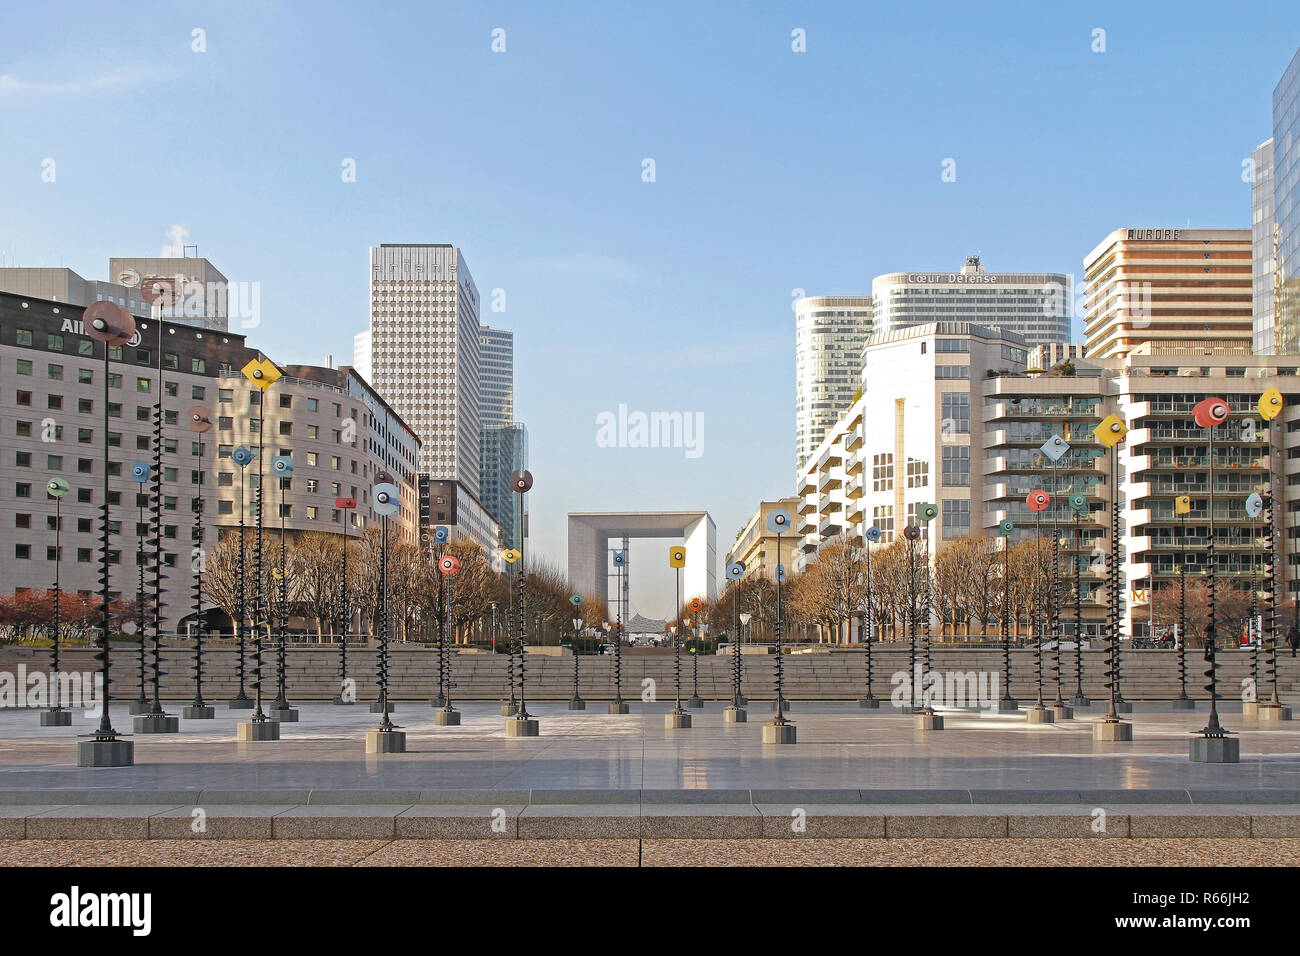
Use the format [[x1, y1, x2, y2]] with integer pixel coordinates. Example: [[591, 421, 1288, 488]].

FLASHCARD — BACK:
[[726, 498, 801, 577], [1083, 228, 1252, 360]]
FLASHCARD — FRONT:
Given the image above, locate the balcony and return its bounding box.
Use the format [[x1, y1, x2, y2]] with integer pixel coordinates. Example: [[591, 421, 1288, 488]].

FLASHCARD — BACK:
[[819, 515, 843, 538], [845, 424, 863, 452], [846, 474, 864, 498], [797, 511, 816, 534], [798, 472, 816, 495], [818, 471, 843, 494], [847, 498, 865, 522], [818, 494, 839, 515], [845, 450, 864, 476], [817, 445, 843, 471], [798, 494, 817, 516]]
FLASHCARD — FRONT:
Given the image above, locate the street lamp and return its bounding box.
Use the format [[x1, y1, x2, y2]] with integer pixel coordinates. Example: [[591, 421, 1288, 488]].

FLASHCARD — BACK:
[[506, 469, 539, 736], [77, 300, 136, 766], [915, 503, 941, 730], [1189, 397, 1238, 761], [128, 460, 150, 716], [229, 444, 254, 710], [1040, 434, 1073, 719], [334, 494, 357, 705], [500, 545, 521, 715], [40, 478, 73, 727], [858, 526, 881, 709], [1025, 488, 1053, 724], [1257, 387, 1292, 721], [687, 597, 705, 708], [609, 549, 629, 713], [763, 508, 795, 743], [1068, 492, 1091, 709], [271, 455, 297, 722], [569, 604, 586, 711], [724, 562, 747, 722], [997, 517, 1019, 711], [184, 407, 216, 719], [666, 545, 691, 729], [434, 552, 462, 725], [365, 480, 405, 752], [1091, 412, 1133, 741]]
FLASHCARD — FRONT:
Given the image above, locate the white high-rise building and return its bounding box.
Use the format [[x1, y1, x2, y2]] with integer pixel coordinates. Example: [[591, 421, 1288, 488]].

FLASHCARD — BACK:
[[872, 256, 1069, 350], [794, 295, 874, 474], [368, 244, 482, 496], [352, 329, 372, 381]]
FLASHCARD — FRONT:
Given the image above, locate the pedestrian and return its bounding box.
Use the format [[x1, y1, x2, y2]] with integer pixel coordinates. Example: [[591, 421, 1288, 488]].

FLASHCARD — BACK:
[[1288, 624, 1299, 659]]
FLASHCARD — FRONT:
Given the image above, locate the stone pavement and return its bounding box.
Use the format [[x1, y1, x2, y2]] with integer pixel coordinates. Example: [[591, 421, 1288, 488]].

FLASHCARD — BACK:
[[0, 700, 1297, 842]]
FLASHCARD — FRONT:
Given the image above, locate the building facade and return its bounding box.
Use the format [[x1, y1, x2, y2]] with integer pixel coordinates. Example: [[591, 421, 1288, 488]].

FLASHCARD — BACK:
[[1253, 139, 1278, 355], [726, 498, 801, 577], [1273, 47, 1300, 355], [0, 292, 420, 633], [367, 244, 482, 496], [479, 326, 514, 427], [871, 257, 1069, 351], [1083, 228, 1253, 360], [794, 295, 874, 473]]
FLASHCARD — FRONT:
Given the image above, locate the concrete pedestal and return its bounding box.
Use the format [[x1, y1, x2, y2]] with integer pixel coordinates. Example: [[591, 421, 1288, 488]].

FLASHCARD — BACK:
[[40, 709, 73, 727], [1070, 696, 1092, 709], [997, 699, 1020, 713], [762, 722, 797, 744], [77, 738, 134, 767], [1049, 704, 1074, 721], [1115, 700, 1133, 714], [913, 713, 944, 731], [687, 696, 704, 709], [365, 730, 406, 754], [236, 719, 280, 741], [127, 700, 150, 715], [1025, 706, 1054, 725], [182, 705, 215, 720], [433, 709, 461, 725], [133, 714, 179, 734], [1259, 704, 1293, 722], [1189, 735, 1240, 763], [429, 695, 447, 708], [227, 696, 254, 711], [723, 707, 747, 723], [1092, 718, 1133, 741], [858, 697, 880, 709], [1170, 698, 1197, 710], [505, 717, 539, 737], [369, 701, 396, 714], [607, 701, 629, 715], [501, 702, 518, 716], [270, 708, 299, 722], [567, 698, 586, 711], [664, 712, 692, 730], [735, 696, 748, 706], [1242, 701, 1260, 718], [770, 699, 792, 713], [332, 696, 354, 706]]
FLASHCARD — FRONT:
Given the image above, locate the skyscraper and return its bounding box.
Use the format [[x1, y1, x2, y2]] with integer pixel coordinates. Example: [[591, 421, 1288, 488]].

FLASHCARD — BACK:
[[479, 325, 514, 426], [367, 244, 482, 496], [1083, 228, 1252, 359], [794, 295, 873, 473], [1252, 140, 1277, 354], [871, 256, 1069, 350], [1271, 47, 1300, 353]]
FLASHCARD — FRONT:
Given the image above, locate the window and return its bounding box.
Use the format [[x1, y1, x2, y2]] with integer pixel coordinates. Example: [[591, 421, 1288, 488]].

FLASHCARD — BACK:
[[306, 506, 318, 520], [306, 425, 319, 439], [306, 479, 319, 494], [78, 428, 93, 443], [108, 373, 121, 388], [219, 472, 233, 486], [942, 446, 970, 487], [137, 377, 151, 393], [78, 341, 93, 357], [78, 368, 93, 384], [15, 451, 31, 467], [16, 514, 30, 528], [942, 499, 970, 538], [77, 488, 92, 503], [17, 390, 32, 406], [47, 364, 63, 380], [47, 333, 64, 351], [136, 349, 150, 364], [871, 506, 894, 543], [15, 482, 31, 498], [78, 398, 93, 414], [872, 453, 893, 492], [136, 407, 151, 422], [78, 459, 92, 474], [77, 548, 92, 563], [16, 359, 32, 375], [164, 352, 179, 370], [15, 544, 30, 560], [192, 386, 205, 400], [219, 501, 233, 515], [219, 388, 233, 403], [191, 358, 206, 374], [16, 421, 32, 437], [936, 365, 970, 380], [16, 329, 33, 345], [279, 421, 292, 436], [906, 458, 929, 489], [279, 394, 292, 408], [219, 417, 233, 430], [306, 452, 318, 467], [935, 338, 969, 353], [47, 455, 62, 470], [307, 398, 318, 412], [941, 392, 970, 434], [47, 395, 62, 410], [165, 382, 178, 397], [219, 445, 233, 458]]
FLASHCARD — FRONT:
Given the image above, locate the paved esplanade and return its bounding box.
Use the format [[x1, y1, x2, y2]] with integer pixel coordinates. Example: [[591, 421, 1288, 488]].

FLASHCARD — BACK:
[[3, 701, 1300, 795]]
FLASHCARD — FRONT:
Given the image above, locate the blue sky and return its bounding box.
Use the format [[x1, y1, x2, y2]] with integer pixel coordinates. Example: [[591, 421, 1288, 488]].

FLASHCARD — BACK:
[[2, 1, 1297, 616]]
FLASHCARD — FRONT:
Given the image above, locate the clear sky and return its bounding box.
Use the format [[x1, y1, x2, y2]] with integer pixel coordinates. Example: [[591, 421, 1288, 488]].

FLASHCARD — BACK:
[[2, 1, 1297, 617]]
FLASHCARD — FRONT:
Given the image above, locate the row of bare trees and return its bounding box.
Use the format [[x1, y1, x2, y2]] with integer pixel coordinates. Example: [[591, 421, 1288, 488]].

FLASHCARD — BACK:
[[699, 535, 1270, 646], [201, 529, 605, 646]]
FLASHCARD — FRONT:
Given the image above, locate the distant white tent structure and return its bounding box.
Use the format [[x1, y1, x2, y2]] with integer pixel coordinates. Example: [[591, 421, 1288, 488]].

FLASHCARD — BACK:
[[626, 614, 666, 642]]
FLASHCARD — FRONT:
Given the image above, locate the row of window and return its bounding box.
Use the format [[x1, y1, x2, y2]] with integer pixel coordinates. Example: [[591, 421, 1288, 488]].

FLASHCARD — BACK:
[[12, 329, 207, 373]]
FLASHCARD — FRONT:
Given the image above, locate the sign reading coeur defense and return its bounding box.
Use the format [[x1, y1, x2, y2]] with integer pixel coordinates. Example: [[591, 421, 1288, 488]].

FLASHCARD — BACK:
[[335, 497, 357, 509]]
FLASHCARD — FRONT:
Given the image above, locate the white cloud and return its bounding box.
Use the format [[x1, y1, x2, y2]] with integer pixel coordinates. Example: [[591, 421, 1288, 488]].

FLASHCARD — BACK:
[[0, 66, 158, 97], [160, 225, 191, 257]]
